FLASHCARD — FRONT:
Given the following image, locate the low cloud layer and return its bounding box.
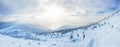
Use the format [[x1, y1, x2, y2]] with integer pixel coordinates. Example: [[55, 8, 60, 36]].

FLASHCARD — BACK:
[[0, 0, 119, 31]]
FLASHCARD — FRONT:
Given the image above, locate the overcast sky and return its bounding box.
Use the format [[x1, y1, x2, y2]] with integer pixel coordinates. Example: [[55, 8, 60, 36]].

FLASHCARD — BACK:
[[0, 0, 119, 31]]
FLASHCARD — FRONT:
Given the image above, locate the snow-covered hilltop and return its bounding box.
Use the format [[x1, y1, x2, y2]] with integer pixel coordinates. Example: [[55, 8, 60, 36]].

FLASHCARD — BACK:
[[0, 10, 120, 47], [0, 0, 120, 47]]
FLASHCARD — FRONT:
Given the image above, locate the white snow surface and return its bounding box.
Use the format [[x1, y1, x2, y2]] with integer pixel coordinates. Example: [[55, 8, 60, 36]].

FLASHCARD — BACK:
[[0, 10, 120, 47]]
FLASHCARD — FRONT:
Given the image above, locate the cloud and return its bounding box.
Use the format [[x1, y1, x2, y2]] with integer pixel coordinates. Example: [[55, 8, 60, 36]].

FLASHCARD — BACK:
[[0, 0, 119, 31], [0, 0, 38, 15]]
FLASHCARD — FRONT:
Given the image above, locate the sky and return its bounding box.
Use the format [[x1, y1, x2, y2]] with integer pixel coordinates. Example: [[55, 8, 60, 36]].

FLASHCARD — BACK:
[[0, 0, 120, 31]]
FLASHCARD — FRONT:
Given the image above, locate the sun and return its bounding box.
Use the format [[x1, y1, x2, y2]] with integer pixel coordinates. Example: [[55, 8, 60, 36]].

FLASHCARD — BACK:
[[41, 4, 66, 18], [33, 4, 68, 30]]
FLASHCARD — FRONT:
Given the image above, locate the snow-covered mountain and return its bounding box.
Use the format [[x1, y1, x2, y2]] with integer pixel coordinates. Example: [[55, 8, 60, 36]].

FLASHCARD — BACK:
[[0, 10, 120, 47], [0, 0, 120, 47]]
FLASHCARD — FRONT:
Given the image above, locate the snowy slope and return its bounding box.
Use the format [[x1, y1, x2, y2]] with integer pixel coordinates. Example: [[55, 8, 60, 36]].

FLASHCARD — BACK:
[[0, 11, 120, 47]]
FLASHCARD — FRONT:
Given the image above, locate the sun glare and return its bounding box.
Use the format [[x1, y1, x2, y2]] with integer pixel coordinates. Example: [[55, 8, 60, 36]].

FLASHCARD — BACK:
[[42, 4, 66, 17], [35, 4, 67, 30]]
